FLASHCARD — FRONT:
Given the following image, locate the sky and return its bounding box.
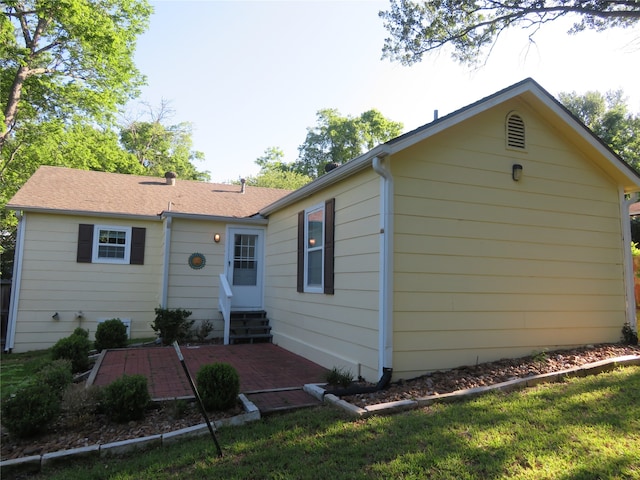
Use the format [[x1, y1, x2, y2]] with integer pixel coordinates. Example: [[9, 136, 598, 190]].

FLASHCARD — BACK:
[[129, 1, 640, 184]]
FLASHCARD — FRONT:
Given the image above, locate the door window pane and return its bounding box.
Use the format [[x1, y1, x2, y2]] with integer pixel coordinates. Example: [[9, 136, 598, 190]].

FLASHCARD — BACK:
[[233, 234, 257, 286]]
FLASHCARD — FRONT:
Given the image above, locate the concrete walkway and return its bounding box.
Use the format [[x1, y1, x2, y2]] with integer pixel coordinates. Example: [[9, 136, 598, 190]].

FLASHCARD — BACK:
[[89, 343, 329, 412]]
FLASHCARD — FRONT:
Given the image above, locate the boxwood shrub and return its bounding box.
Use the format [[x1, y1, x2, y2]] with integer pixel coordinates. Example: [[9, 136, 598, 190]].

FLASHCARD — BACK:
[[196, 363, 240, 411]]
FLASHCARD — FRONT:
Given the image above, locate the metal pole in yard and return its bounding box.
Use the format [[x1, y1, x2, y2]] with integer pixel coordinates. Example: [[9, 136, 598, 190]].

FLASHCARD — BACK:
[[172, 341, 223, 457]]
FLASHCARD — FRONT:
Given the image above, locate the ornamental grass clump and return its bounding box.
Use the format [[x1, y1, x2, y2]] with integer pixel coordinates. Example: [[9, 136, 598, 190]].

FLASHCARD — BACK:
[[196, 363, 240, 411], [94, 318, 128, 352]]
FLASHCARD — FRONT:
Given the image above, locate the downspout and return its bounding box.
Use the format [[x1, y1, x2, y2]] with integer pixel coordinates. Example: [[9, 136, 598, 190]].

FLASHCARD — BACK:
[[5, 211, 25, 352], [621, 189, 638, 332], [161, 215, 172, 308], [372, 155, 393, 378]]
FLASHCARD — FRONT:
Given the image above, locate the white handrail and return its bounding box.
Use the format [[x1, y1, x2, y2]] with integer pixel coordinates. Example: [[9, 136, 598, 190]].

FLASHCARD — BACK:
[[218, 273, 233, 345]]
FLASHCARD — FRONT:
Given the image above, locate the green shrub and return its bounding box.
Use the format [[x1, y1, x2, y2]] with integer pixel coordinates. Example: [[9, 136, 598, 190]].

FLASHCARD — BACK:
[[51, 331, 92, 373], [94, 318, 128, 352], [1, 384, 60, 438], [151, 307, 194, 345], [73, 327, 89, 338], [196, 363, 240, 411], [37, 359, 73, 397], [101, 374, 150, 422], [326, 366, 354, 387]]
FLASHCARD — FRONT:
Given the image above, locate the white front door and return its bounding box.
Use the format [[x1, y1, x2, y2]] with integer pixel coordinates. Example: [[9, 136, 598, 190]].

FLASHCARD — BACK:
[[226, 227, 264, 310]]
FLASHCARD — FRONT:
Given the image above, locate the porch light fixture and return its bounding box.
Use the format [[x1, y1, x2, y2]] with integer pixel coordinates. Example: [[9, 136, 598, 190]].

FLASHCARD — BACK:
[[512, 164, 523, 181], [214, 233, 221, 243], [52, 312, 60, 320]]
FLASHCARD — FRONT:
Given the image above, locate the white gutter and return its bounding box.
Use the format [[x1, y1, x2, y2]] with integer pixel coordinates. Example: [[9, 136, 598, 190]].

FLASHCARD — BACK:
[[5, 212, 26, 352], [372, 155, 393, 376], [621, 188, 638, 332], [161, 216, 172, 308]]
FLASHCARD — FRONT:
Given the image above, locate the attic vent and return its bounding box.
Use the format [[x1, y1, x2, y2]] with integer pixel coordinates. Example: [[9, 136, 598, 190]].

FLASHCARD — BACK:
[[506, 112, 526, 150]]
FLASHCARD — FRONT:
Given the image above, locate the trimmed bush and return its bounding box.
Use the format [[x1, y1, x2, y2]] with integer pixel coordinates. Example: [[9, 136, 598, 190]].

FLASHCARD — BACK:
[[73, 327, 89, 338], [94, 318, 128, 352], [101, 374, 150, 422], [196, 363, 240, 411], [151, 307, 194, 345], [51, 331, 92, 373], [37, 359, 73, 397], [1, 384, 60, 438]]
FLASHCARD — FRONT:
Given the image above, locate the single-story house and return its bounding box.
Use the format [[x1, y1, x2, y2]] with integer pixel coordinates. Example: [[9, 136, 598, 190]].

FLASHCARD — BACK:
[[6, 78, 640, 382]]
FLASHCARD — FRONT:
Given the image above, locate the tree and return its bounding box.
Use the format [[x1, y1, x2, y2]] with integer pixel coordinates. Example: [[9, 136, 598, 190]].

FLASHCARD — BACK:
[[295, 108, 403, 178], [559, 90, 640, 170], [245, 147, 312, 189], [379, 0, 640, 66], [1, 0, 153, 149], [119, 102, 210, 181]]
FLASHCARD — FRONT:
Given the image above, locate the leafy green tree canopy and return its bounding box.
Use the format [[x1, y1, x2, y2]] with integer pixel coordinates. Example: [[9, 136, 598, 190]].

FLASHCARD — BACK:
[[379, 0, 640, 66], [1, 0, 153, 148], [245, 147, 312, 189], [295, 108, 403, 178], [120, 102, 210, 181], [559, 89, 640, 170]]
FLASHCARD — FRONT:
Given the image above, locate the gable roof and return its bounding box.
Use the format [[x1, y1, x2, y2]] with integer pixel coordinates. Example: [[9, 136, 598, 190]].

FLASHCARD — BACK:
[[7, 166, 291, 220], [261, 78, 640, 216]]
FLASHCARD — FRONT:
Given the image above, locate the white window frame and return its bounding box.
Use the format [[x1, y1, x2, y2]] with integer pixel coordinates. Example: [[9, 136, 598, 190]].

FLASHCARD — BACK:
[[304, 203, 325, 293], [92, 225, 132, 264]]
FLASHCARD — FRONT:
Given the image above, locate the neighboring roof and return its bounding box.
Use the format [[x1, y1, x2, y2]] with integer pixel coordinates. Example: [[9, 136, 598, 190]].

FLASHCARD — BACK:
[[7, 166, 291, 220], [261, 78, 640, 216], [630, 203, 640, 216]]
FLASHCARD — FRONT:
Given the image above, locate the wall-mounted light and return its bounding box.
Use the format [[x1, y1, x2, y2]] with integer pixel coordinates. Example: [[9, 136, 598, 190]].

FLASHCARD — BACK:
[[52, 312, 60, 320], [76, 311, 84, 320], [512, 164, 523, 182], [214, 233, 221, 243]]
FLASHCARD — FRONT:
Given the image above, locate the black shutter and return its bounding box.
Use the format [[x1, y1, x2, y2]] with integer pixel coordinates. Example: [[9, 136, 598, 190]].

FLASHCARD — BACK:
[[130, 227, 146, 265], [77, 224, 94, 263], [324, 198, 335, 295], [297, 210, 305, 292]]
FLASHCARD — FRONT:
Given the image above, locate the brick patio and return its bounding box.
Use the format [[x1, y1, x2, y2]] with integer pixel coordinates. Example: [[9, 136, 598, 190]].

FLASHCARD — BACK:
[[89, 343, 329, 413]]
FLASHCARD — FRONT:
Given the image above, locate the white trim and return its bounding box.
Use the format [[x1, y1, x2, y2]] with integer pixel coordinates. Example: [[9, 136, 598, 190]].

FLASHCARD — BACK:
[[161, 216, 172, 307], [92, 224, 132, 264], [372, 156, 394, 376], [5, 212, 25, 352], [621, 188, 638, 331]]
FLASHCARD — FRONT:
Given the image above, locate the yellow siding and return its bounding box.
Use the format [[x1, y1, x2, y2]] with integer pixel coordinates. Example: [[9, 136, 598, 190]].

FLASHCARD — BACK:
[[265, 170, 381, 380], [166, 219, 226, 335], [391, 99, 626, 379], [12, 213, 163, 352]]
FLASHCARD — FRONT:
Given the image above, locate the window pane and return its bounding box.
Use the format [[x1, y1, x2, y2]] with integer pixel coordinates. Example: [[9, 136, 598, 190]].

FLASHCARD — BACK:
[[307, 250, 322, 286], [233, 234, 258, 286], [307, 210, 323, 249], [98, 245, 125, 259]]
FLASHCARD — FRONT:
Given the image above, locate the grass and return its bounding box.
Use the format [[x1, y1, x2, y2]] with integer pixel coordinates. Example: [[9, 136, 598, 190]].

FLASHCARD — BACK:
[[24, 365, 640, 480], [0, 348, 52, 397]]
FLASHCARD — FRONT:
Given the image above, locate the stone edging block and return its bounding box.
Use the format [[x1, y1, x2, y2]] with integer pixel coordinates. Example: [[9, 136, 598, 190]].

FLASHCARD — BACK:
[[0, 392, 262, 475], [324, 355, 640, 417]]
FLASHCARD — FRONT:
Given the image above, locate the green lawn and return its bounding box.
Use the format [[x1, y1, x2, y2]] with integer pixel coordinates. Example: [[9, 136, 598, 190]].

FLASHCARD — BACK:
[[0, 349, 52, 397], [29, 365, 640, 480]]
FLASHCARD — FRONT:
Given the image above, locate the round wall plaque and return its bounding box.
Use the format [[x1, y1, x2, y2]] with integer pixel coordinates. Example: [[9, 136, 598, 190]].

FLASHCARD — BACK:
[[188, 252, 206, 270]]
